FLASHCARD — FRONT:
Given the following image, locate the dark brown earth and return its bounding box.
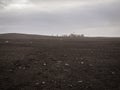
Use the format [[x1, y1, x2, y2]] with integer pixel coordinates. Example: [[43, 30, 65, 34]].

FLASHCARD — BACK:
[[0, 34, 120, 90]]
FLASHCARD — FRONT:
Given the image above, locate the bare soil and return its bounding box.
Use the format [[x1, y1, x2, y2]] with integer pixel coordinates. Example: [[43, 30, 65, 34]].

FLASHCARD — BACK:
[[0, 38, 120, 90]]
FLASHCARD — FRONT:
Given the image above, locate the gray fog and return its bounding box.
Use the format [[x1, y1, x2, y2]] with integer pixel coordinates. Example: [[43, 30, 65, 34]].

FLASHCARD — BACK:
[[0, 0, 120, 37]]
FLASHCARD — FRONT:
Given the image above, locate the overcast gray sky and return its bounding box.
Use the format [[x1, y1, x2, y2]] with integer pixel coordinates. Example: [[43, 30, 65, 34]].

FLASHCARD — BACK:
[[0, 0, 120, 37]]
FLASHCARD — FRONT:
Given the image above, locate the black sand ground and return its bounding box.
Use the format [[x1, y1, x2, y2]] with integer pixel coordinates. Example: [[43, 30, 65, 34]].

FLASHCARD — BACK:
[[0, 38, 120, 90]]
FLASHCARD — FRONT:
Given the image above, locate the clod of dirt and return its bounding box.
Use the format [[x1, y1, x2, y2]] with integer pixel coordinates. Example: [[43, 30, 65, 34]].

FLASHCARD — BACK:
[[42, 81, 46, 84], [65, 63, 69, 66], [8, 69, 14, 72], [78, 80, 83, 83], [69, 84, 73, 87], [43, 63, 47, 66], [5, 41, 9, 43], [35, 82, 40, 85], [81, 62, 84, 64], [89, 64, 93, 66], [111, 71, 115, 74]]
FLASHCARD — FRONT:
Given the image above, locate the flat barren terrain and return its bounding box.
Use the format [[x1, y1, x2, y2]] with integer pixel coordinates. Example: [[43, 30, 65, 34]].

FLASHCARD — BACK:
[[0, 37, 120, 90]]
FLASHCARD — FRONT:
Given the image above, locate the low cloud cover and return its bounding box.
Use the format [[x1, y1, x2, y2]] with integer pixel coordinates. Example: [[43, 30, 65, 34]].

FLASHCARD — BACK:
[[0, 0, 120, 37]]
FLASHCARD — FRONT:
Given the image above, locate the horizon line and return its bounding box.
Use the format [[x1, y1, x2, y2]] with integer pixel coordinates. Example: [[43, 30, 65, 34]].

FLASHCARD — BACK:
[[0, 32, 120, 38]]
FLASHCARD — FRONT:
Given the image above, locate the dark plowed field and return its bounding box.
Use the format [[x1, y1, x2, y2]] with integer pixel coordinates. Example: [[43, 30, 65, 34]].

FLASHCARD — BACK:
[[0, 38, 120, 90]]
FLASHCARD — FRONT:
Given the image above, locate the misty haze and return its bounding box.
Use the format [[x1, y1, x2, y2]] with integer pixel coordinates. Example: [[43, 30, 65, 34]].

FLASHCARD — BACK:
[[0, 0, 120, 90]]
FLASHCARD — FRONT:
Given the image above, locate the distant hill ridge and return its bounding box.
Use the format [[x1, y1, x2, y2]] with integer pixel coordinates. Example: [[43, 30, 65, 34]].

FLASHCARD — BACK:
[[0, 33, 120, 41], [0, 33, 55, 39]]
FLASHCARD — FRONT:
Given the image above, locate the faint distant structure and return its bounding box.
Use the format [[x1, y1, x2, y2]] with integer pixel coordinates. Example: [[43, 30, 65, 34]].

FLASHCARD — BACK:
[[62, 34, 68, 38], [59, 33, 85, 40], [56, 34, 59, 37], [68, 33, 85, 38], [69, 33, 76, 38], [81, 34, 84, 37]]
